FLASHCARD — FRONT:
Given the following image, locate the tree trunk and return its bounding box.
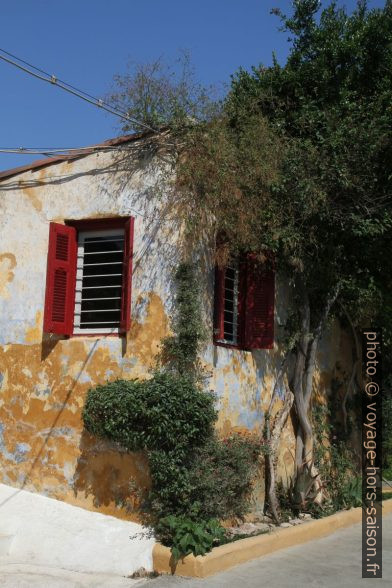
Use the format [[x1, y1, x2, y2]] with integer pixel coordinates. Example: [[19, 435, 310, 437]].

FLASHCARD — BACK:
[[291, 283, 340, 509], [264, 355, 293, 523]]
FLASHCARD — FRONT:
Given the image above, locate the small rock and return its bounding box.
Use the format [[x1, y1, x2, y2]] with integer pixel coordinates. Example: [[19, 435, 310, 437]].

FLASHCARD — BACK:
[[253, 523, 271, 533], [299, 513, 312, 520], [280, 522, 292, 528], [251, 512, 273, 524], [227, 527, 242, 536], [288, 518, 303, 526], [238, 522, 258, 534], [261, 515, 275, 524], [130, 568, 159, 579]]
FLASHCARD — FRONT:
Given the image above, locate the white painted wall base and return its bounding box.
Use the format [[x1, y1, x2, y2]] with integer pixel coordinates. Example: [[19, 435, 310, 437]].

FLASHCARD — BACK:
[[0, 534, 14, 556], [0, 484, 154, 576]]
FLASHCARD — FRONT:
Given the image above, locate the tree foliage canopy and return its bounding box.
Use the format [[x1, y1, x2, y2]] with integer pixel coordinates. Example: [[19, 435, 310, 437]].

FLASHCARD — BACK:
[[224, 0, 392, 330]]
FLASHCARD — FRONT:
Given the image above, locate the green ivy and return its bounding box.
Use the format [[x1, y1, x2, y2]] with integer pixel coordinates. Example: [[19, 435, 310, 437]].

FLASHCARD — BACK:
[[159, 263, 206, 380]]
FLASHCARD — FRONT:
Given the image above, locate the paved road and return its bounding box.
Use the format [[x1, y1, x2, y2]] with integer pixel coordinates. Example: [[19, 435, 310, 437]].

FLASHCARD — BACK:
[[0, 515, 390, 587], [146, 514, 392, 588]]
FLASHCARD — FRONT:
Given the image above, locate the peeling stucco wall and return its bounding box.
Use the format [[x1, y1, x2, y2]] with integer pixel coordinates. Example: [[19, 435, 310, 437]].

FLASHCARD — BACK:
[[0, 148, 177, 520], [0, 144, 353, 520]]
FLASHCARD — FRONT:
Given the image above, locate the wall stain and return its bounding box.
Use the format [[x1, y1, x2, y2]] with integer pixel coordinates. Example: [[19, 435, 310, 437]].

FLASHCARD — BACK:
[[25, 311, 43, 343], [21, 183, 43, 212], [0, 253, 16, 299], [0, 291, 168, 521], [126, 292, 169, 371]]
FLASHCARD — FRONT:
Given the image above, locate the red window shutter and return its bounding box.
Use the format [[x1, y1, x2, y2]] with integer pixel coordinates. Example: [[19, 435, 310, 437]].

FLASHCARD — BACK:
[[120, 216, 135, 332], [213, 265, 225, 341], [43, 223, 77, 335], [244, 254, 275, 349]]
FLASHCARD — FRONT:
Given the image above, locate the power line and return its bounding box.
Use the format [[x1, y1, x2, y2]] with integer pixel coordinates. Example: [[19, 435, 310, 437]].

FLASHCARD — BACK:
[[0, 47, 111, 106], [0, 47, 159, 134]]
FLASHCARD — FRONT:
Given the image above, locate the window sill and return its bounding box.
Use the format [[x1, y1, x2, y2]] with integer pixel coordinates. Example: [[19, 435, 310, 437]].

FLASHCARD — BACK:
[[71, 332, 125, 338], [214, 340, 248, 351], [213, 340, 274, 351]]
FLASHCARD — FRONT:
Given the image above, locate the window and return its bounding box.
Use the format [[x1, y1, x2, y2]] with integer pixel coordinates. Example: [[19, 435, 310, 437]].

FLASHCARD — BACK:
[[43, 218, 134, 336], [217, 258, 242, 345], [214, 254, 275, 350]]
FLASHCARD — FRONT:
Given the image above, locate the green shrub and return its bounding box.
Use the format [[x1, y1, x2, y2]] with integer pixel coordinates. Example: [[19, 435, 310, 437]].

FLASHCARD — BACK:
[[83, 372, 217, 456], [146, 449, 194, 519], [340, 476, 362, 508], [155, 515, 226, 562], [84, 375, 261, 550], [147, 434, 261, 523], [83, 372, 260, 515], [188, 434, 260, 520], [83, 374, 260, 521], [310, 404, 363, 515]]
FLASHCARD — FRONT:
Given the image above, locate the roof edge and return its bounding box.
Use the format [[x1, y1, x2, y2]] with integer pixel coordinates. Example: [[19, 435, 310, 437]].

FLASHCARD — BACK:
[[0, 130, 153, 182]]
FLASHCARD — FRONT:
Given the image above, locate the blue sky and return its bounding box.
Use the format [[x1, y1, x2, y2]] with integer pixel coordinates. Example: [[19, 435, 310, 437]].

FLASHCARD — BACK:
[[0, 0, 386, 171]]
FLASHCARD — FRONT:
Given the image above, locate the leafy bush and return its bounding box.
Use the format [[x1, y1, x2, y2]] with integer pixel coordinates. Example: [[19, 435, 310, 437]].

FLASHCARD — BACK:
[[307, 404, 363, 515], [340, 476, 362, 508], [147, 434, 261, 523], [155, 516, 226, 562], [325, 444, 362, 511], [188, 435, 260, 520], [83, 374, 260, 531], [83, 372, 217, 456]]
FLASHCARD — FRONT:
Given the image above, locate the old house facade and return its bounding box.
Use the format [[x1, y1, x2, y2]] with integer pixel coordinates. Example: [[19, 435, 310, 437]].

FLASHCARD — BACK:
[[0, 133, 353, 521]]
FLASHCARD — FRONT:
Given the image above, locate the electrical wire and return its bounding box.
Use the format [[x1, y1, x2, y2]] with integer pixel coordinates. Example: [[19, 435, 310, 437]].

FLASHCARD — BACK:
[[0, 47, 159, 133], [0, 47, 117, 108]]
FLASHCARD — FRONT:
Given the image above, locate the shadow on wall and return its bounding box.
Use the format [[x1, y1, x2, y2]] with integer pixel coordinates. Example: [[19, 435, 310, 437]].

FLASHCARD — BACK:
[[73, 431, 150, 518], [21, 336, 99, 492]]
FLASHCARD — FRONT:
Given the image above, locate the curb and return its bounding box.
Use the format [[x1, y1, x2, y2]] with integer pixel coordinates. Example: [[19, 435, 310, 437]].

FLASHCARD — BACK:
[[153, 498, 392, 578]]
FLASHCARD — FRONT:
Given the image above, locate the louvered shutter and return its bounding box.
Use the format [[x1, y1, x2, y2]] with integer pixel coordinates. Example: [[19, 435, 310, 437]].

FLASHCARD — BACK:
[[213, 265, 225, 341], [43, 223, 77, 335], [120, 216, 135, 332], [244, 254, 275, 349]]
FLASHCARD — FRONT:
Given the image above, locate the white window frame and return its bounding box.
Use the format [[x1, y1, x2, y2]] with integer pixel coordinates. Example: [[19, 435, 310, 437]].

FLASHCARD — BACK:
[[73, 228, 125, 335], [218, 259, 240, 346]]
